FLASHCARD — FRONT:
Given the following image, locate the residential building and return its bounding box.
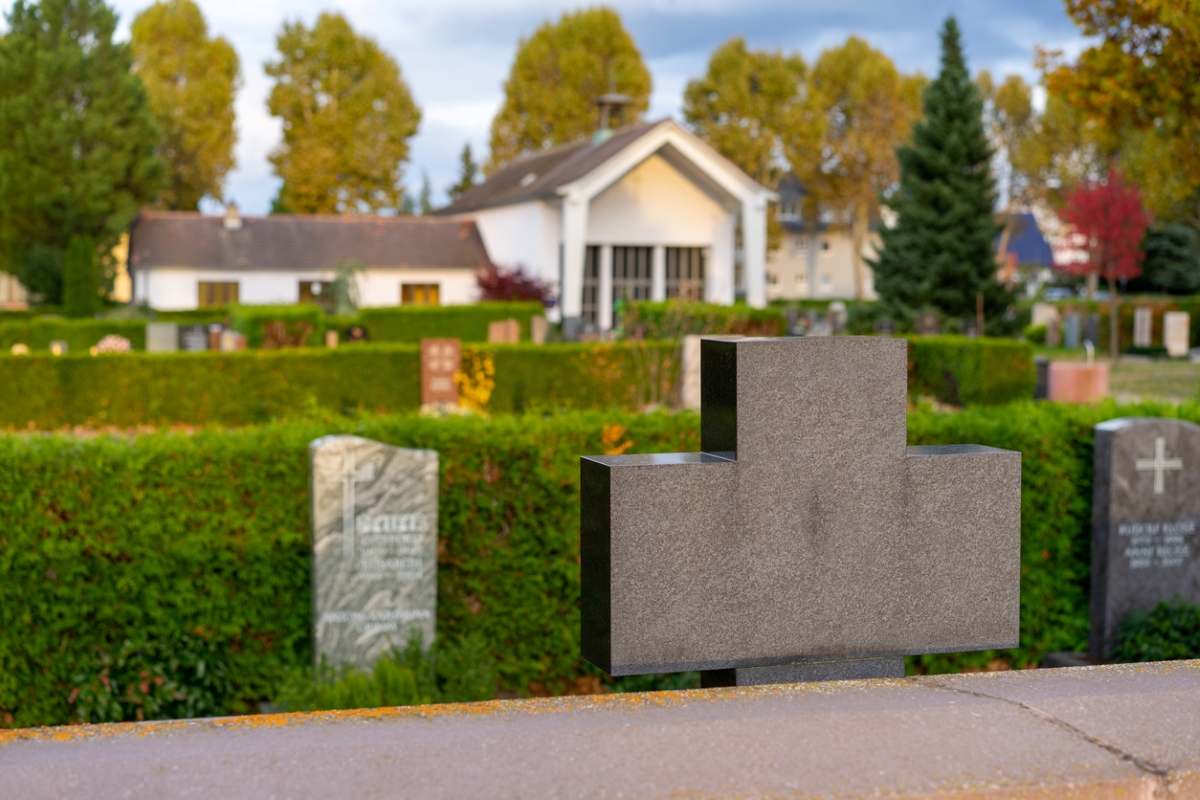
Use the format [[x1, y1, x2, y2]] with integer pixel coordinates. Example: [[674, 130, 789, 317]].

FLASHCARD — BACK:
[[128, 208, 492, 310], [439, 118, 775, 330], [766, 175, 880, 302]]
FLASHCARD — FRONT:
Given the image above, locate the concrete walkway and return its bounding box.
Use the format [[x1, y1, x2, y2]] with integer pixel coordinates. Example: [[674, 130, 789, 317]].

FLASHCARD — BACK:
[[2, 661, 1198, 798]]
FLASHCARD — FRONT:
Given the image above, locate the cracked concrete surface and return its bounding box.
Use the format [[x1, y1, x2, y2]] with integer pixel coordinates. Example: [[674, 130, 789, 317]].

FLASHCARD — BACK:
[[1, 661, 1197, 799]]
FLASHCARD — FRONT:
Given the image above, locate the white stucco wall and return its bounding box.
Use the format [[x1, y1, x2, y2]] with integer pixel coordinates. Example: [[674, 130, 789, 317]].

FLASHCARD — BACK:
[[587, 155, 731, 248], [137, 267, 478, 310], [468, 202, 561, 283]]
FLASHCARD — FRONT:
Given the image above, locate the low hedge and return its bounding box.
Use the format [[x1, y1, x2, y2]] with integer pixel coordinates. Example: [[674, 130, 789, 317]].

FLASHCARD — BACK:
[[906, 336, 1035, 406], [621, 301, 786, 338], [0, 318, 147, 353], [0, 343, 659, 428], [5, 400, 1198, 726], [0, 336, 1033, 429], [229, 304, 327, 348], [357, 301, 543, 343]]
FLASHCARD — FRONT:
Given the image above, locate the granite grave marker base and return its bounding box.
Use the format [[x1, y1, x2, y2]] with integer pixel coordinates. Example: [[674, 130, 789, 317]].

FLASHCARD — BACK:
[[310, 435, 438, 672], [582, 337, 1022, 687]]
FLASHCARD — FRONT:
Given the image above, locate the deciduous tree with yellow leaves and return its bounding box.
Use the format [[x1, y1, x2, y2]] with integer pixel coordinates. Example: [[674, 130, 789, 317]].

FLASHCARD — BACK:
[[266, 12, 420, 214], [131, 0, 240, 210]]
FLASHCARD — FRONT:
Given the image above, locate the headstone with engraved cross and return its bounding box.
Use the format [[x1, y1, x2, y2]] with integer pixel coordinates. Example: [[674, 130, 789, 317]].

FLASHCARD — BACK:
[[310, 435, 438, 671], [581, 337, 1022, 686], [1089, 418, 1200, 660]]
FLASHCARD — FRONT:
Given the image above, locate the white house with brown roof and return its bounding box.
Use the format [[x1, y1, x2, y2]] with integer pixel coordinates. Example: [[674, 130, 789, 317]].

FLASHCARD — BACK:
[[440, 119, 775, 330], [128, 209, 492, 310]]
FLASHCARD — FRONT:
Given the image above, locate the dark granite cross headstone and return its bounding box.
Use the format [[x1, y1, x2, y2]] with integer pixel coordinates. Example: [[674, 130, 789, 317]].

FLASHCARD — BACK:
[[581, 337, 1022, 686], [1089, 418, 1200, 660]]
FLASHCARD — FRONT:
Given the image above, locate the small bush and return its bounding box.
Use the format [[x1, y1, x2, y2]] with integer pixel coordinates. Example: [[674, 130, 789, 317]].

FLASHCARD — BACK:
[[229, 304, 326, 348], [1109, 599, 1200, 663], [1023, 324, 1047, 345]]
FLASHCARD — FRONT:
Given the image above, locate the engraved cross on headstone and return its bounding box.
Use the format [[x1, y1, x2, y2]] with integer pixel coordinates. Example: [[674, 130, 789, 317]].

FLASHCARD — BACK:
[[341, 451, 376, 558], [581, 338, 1022, 686], [1135, 437, 1183, 495]]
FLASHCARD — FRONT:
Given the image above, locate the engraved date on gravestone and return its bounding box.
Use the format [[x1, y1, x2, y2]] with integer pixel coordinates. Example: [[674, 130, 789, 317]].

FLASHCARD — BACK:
[[1119, 520, 1196, 569]]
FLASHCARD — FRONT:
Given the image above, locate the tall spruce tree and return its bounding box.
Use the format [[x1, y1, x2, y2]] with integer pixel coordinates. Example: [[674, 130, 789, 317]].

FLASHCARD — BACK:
[[62, 235, 100, 318], [869, 17, 1008, 327]]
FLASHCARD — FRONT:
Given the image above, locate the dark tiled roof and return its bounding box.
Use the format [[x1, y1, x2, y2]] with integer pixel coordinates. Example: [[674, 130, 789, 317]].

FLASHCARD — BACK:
[[128, 213, 492, 271], [997, 212, 1054, 266], [439, 122, 663, 214]]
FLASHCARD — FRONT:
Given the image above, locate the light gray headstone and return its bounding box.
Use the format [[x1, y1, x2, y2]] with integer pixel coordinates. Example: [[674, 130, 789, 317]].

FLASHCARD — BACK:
[[146, 323, 178, 353], [310, 435, 438, 671], [1090, 418, 1200, 659], [1164, 312, 1190, 358], [1132, 307, 1153, 349]]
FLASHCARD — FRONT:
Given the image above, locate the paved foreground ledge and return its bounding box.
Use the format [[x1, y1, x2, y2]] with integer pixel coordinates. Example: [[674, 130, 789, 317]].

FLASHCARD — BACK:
[[2, 661, 1198, 799]]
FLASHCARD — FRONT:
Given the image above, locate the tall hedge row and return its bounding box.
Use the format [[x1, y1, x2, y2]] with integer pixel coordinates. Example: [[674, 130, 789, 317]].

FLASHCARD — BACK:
[[4, 401, 1197, 727], [906, 335, 1035, 406]]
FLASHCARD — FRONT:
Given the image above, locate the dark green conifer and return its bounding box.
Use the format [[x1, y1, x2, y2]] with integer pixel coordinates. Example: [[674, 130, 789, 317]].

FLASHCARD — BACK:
[[870, 16, 1010, 328], [62, 236, 100, 318]]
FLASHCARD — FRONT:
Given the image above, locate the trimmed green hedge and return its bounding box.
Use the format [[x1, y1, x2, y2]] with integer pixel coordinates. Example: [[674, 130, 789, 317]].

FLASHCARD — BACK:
[[0, 318, 147, 353], [622, 301, 786, 338], [0, 343, 658, 428], [229, 304, 327, 348], [907, 335, 1035, 406], [358, 301, 543, 343], [0, 336, 1032, 429], [5, 400, 1199, 726]]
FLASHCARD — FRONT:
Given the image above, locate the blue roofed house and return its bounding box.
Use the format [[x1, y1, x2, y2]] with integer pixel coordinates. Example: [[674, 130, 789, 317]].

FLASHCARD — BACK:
[[996, 211, 1055, 294]]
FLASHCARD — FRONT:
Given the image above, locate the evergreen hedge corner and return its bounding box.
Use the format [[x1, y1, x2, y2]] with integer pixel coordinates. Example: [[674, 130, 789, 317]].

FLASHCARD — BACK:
[[357, 301, 544, 343]]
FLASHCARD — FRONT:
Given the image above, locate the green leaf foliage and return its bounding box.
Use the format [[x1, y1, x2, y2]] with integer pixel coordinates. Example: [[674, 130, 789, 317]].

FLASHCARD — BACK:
[[869, 17, 1011, 325], [906, 335, 1035, 406], [61, 236, 100, 319], [0, 0, 164, 276], [1109, 599, 1200, 663]]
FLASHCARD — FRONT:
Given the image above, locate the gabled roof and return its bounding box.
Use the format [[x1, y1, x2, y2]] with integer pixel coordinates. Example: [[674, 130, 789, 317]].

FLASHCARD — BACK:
[[441, 119, 773, 214], [441, 123, 662, 213], [997, 212, 1054, 266], [128, 213, 492, 271]]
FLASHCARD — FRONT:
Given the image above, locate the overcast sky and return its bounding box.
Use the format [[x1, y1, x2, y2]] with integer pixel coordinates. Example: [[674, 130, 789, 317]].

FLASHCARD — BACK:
[[5, 0, 1089, 214]]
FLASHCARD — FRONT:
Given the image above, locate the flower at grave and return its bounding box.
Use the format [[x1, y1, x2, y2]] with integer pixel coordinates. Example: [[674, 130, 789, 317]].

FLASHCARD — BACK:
[[95, 334, 132, 353], [601, 423, 633, 455], [10, 343, 29, 355], [455, 350, 495, 414]]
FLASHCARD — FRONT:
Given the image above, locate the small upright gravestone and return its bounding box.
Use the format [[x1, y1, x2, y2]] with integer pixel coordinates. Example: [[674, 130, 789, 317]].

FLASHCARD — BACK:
[[178, 324, 209, 352], [914, 313, 940, 336], [146, 322, 178, 353], [310, 435, 438, 671], [1133, 307, 1153, 349], [1064, 313, 1081, 349], [1164, 312, 1190, 358], [487, 318, 520, 344], [1089, 418, 1200, 660], [421, 338, 461, 407], [582, 337, 1021, 686]]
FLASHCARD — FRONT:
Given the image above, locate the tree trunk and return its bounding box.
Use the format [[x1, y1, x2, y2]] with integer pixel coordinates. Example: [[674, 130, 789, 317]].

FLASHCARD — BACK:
[[1108, 276, 1119, 363], [851, 204, 868, 301], [1086, 272, 1098, 300]]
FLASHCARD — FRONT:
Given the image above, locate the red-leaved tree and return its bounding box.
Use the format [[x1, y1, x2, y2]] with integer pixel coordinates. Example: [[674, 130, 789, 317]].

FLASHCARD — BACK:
[[1060, 168, 1152, 361], [475, 263, 554, 306]]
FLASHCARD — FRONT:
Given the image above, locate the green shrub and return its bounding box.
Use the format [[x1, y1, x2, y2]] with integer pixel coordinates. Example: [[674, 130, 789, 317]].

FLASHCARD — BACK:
[[907, 335, 1035, 406], [357, 301, 543, 343], [0, 317, 147, 353], [1109, 599, 1200, 663], [621, 300, 786, 338], [1023, 324, 1047, 345]]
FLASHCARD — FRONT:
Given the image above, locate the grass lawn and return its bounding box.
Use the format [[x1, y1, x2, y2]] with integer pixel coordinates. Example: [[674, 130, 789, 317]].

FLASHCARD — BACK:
[[1035, 347, 1200, 403]]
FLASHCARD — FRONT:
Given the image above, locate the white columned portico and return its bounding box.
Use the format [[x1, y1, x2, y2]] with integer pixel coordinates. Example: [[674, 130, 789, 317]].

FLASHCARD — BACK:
[[708, 213, 736, 304], [651, 245, 666, 302], [598, 245, 614, 331], [742, 196, 768, 308], [560, 193, 588, 319]]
